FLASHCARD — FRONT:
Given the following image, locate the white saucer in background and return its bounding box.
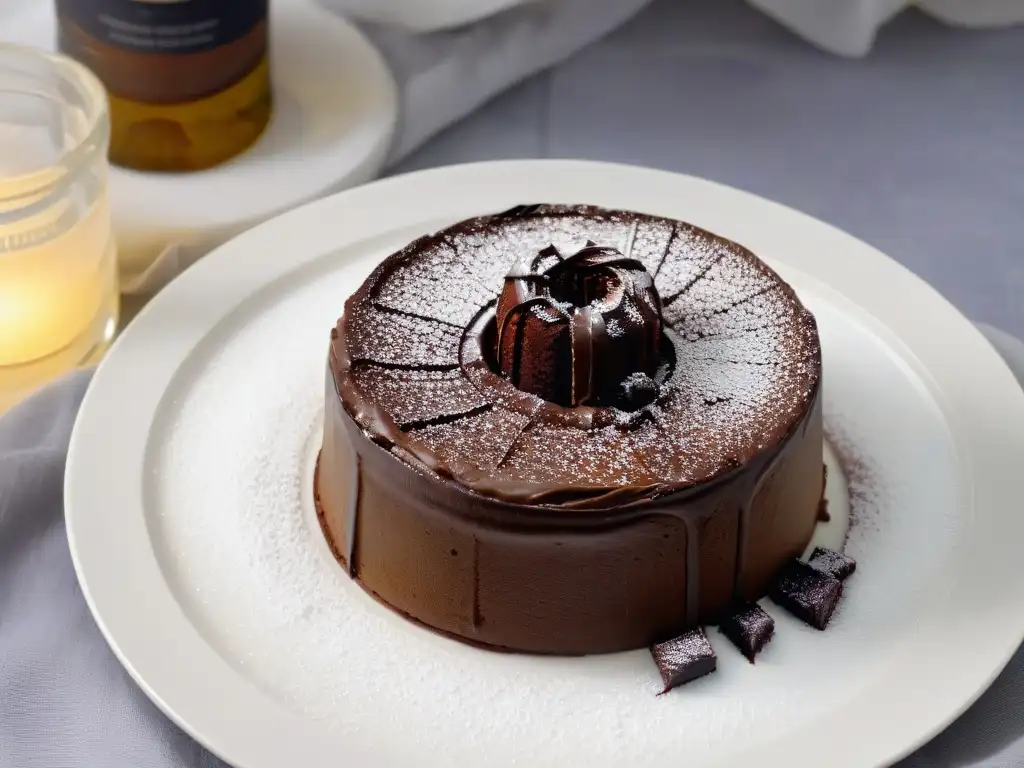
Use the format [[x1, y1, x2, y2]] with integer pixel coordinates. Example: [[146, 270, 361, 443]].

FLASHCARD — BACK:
[[65, 160, 1024, 768], [0, 0, 398, 287]]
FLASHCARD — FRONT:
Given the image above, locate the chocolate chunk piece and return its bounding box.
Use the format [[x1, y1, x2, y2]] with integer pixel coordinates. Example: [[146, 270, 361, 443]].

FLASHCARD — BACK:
[[808, 547, 856, 581], [618, 372, 660, 411], [719, 604, 775, 663], [769, 559, 842, 630], [650, 628, 717, 693]]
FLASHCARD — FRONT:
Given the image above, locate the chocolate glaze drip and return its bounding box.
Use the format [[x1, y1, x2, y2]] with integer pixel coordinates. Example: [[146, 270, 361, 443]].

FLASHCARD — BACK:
[[679, 451, 783, 626], [345, 451, 360, 577], [472, 538, 483, 628], [683, 517, 702, 626], [733, 461, 781, 607]]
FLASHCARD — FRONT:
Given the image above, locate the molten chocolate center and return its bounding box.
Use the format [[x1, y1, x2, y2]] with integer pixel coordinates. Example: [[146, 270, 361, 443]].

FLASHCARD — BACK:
[[494, 243, 664, 409]]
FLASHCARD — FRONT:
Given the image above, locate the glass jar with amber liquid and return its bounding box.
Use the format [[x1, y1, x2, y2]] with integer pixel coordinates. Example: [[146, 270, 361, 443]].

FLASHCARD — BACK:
[[55, 0, 272, 172]]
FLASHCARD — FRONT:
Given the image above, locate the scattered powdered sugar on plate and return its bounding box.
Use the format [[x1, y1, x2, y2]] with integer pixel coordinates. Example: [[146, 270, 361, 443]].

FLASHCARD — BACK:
[[824, 422, 887, 549], [145, 241, 967, 767]]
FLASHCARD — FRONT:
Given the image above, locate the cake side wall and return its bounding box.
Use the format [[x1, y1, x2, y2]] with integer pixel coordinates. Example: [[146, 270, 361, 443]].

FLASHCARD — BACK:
[[738, 394, 824, 603], [318, 365, 825, 655]]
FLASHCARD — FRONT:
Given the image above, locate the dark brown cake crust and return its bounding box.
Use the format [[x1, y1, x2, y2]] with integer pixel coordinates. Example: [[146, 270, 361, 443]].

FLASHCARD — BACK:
[[317, 204, 824, 655]]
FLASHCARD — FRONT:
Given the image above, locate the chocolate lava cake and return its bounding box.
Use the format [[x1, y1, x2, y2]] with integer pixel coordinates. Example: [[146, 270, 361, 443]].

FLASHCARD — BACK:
[[316, 204, 823, 655]]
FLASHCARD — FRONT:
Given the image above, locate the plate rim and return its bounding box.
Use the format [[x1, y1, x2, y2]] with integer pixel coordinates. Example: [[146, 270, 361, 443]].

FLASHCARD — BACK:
[[65, 159, 1024, 768]]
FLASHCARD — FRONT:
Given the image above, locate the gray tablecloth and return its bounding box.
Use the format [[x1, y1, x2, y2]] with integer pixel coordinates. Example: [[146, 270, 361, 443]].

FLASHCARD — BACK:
[[4, 1, 1024, 765], [397, 0, 1024, 341]]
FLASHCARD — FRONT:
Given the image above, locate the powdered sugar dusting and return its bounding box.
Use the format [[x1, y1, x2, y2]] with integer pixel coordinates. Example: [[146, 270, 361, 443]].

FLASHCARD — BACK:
[[352, 365, 488, 427], [654, 224, 730, 295], [407, 406, 531, 471], [346, 296, 461, 367], [374, 240, 499, 327], [675, 290, 791, 340], [823, 422, 887, 552], [499, 423, 648, 487], [631, 218, 675, 274], [374, 211, 639, 331], [488, 212, 634, 261], [664, 255, 779, 319], [341, 206, 820, 495], [678, 325, 814, 365]]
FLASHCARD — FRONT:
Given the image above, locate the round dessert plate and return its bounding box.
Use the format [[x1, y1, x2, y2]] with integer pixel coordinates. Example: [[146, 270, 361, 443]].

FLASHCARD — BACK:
[[65, 160, 1024, 768]]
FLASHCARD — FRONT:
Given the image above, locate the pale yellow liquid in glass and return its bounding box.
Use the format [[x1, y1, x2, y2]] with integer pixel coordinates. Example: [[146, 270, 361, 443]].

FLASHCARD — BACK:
[[0, 170, 119, 412]]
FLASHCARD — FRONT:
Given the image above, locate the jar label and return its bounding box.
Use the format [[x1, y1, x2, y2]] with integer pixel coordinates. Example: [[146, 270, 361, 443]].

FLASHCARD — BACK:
[[56, 0, 268, 56]]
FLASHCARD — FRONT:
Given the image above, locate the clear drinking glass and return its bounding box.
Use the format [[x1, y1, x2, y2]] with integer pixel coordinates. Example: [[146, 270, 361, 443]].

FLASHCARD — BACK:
[[0, 44, 119, 413]]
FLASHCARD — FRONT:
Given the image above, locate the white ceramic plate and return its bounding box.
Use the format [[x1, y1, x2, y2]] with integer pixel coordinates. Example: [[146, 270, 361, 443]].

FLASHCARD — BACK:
[[65, 160, 1024, 768]]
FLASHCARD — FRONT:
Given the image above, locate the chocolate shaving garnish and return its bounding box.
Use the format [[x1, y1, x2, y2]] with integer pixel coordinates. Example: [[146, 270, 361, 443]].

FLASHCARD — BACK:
[[651, 628, 717, 693], [769, 559, 842, 630], [719, 603, 775, 663], [808, 547, 856, 581]]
